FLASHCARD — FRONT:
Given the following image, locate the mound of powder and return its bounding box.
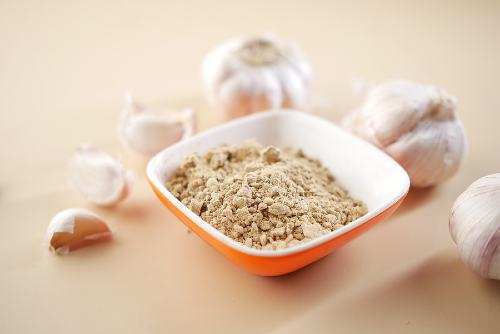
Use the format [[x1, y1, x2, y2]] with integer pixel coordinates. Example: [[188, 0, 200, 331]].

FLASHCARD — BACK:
[[166, 140, 367, 250]]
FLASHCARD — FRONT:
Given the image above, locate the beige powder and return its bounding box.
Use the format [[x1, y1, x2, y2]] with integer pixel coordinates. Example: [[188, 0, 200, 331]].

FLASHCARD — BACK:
[[166, 140, 367, 250]]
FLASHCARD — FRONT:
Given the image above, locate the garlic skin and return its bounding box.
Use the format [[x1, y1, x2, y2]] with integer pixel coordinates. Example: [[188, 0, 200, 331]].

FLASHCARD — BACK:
[[120, 93, 196, 156], [69, 145, 133, 206], [202, 34, 312, 119], [342, 80, 466, 187], [47, 208, 112, 255], [449, 174, 500, 280]]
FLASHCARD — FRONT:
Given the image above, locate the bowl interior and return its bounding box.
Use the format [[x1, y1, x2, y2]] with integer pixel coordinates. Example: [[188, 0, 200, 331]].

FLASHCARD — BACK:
[[149, 110, 409, 212]]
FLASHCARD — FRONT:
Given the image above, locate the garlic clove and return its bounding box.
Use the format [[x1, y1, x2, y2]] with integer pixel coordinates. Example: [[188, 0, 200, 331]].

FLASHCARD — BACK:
[[120, 94, 196, 156], [274, 64, 307, 109], [340, 108, 367, 136], [202, 34, 312, 119], [46, 208, 112, 255], [342, 80, 466, 187], [218, 68, 282, 118], [202, 39, 242, 101], [449, 174, 500, 280], [386, 118, 465, 187], [271, 37, 311, 81], [69, 144, 132, 206]]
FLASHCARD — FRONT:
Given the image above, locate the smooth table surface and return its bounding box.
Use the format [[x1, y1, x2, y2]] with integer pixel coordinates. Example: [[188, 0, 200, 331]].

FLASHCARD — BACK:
[[1, 1, 499, 333]]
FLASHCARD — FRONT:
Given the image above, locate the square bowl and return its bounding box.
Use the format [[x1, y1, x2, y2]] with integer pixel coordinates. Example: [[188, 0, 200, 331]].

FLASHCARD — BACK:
[[147, 110, 409, 276]]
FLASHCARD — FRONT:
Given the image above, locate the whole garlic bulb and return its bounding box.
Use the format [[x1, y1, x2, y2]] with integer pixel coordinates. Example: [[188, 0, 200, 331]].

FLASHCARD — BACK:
[[342, 80, 466, 187], [449, 174, 500, 280], [46, 208, 112, 255], [69, 145, 133, 206], [202, 34, 312, 119], [120, 93, 196, 156]]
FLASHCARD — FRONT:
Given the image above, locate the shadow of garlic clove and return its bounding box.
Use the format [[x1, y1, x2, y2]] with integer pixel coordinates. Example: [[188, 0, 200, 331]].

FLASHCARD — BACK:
[[69, 144, 133, 206], [449, 174, 500, 280], [202, 34, 312, 119], [46, 208, 112, 255], [120, 93, 196, 156], [342, 80, 466, 188]]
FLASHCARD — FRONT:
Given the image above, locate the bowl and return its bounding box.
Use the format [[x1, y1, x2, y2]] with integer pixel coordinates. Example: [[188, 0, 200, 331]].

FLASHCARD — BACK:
[[147, 110, 409, 276]]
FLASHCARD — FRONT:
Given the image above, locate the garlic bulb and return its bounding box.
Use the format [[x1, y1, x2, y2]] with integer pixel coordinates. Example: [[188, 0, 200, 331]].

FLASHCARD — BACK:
[[202, 34, 312, 119], [120, 93, 196, 156], [449, 174, 500, 280], [47, 208, 112, 255], [342, 80, 466, 187], [69, 145, 133, 206]]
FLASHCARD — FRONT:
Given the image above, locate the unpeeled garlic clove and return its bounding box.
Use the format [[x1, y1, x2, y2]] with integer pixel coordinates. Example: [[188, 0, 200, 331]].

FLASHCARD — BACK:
[[202, 34, 313, 119], [342, 80, 466, 188], [46, 208, 112, 255], [449, 174, 500, 280], [69, 145, 133, 206], [120, 93, 196, 156]]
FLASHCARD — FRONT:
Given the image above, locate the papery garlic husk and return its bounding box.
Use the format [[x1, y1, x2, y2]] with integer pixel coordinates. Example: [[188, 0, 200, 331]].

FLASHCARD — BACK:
[[202, 34, 313, 119], [449, 174, 500, 280], [69, 145, 133, 206], [120, 93, 196, 156], [46, 208, 112, 255], [342, 80, 466, 188]]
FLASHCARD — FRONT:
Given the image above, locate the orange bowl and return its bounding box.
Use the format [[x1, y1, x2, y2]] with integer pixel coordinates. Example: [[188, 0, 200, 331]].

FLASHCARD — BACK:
[[147, 111, 409, 276]]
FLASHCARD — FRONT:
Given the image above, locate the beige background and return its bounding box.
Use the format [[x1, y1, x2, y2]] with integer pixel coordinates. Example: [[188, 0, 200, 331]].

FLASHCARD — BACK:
[[1, 0, 499, 333]]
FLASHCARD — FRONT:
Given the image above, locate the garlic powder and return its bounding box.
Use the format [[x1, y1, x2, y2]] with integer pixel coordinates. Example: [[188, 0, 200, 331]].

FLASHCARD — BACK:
[[166, 140, 367, 250]]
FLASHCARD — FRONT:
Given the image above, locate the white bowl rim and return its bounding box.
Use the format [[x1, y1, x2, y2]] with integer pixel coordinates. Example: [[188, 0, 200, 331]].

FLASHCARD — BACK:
[[147, 110, 410, 257]]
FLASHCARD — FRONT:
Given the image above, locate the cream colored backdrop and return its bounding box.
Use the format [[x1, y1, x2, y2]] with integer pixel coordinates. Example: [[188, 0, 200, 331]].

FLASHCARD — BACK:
[[1, 0, 499, 333]]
